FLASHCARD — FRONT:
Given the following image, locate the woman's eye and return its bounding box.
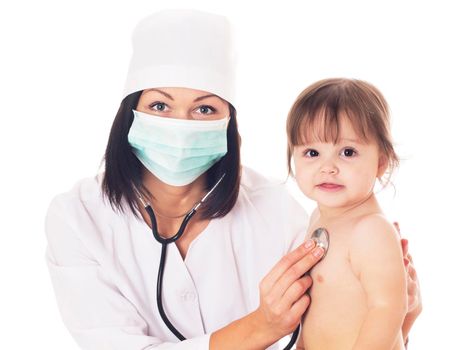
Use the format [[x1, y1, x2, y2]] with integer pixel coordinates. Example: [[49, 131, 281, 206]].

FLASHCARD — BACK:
[[197, 105, 215, 115], [305, 149, 319, 157], [150, 102, 168, 112], [340, 148, 357, 157]]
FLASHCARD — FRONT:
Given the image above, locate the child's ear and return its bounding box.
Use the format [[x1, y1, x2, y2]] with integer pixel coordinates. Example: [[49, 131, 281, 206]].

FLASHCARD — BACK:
[[377, 154, 388, 179]]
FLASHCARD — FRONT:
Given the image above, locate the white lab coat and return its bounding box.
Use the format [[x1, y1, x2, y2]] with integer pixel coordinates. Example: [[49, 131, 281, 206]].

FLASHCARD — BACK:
[[45, 167, 308, 350]]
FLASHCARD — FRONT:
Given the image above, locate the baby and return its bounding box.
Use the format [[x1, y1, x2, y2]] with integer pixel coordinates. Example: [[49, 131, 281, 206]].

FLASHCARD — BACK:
[[286, 78, 407, 350]]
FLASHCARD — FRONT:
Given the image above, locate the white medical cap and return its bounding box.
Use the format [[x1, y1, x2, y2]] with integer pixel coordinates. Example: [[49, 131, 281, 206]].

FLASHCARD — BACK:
[[123, 9, 237, 106]]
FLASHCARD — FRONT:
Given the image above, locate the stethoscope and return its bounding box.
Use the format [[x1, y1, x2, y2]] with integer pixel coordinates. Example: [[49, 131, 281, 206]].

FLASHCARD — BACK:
[[138, 174, 331, 350]]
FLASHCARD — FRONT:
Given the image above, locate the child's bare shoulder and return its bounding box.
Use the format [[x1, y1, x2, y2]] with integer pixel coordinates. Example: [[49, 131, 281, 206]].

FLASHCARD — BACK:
[[349, 214, 401, 253], [352, 213, 397, 235], [348, 214, 404, 278]]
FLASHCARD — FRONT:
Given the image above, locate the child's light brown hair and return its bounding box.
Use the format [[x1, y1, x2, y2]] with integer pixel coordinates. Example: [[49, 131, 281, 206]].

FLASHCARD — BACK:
[[286, 78, 399, 184]]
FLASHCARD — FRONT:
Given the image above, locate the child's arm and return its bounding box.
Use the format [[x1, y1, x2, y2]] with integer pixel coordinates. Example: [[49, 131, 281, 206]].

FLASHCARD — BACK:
[[349, 215, 407, 350]]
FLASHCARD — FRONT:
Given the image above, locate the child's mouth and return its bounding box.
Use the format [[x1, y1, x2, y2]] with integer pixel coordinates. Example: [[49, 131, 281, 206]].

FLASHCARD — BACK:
[[317, 183, 344, 192]]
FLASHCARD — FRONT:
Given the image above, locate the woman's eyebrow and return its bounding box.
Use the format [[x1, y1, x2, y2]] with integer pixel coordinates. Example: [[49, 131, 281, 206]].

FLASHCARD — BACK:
[[193, 94, 218, 102], [144, 88, 174, 100], [143, 90, 220, 103]]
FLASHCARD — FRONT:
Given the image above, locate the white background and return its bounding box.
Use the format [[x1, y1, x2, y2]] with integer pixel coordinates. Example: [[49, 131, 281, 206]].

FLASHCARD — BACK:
[[1, 0, 469, 348]]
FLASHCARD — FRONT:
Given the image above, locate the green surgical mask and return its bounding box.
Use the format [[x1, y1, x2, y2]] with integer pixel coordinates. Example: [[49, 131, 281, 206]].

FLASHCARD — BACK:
[[128, 110, 229, 186]]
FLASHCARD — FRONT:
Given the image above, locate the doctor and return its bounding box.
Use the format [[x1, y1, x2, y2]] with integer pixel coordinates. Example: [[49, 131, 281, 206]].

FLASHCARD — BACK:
[[45, 9, 421, 350]]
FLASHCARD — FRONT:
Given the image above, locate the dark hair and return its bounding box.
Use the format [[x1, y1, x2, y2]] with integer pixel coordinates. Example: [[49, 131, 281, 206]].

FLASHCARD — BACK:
[[101, 91, 241, 220], [286, 78, 399, 184]]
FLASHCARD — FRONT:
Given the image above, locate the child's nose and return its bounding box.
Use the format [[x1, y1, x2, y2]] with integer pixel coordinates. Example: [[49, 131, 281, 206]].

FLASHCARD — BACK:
[[320, 161, 339, 175]]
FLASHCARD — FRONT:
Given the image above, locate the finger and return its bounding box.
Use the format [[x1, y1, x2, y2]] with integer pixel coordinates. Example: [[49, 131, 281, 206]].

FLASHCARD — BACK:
[[279, 275, 313, 310], [407, 277, 418, 302], [393, 221, 401, 236], [261, 240, 317, 291], [401, 239, 409, 256], [409, 279, 418, 296], [286, 294, 311, 330], [407, 264, 417, 281], [407, 252, 414, 264], [272, 248, 323, 300], [407, 292, 417, 312]]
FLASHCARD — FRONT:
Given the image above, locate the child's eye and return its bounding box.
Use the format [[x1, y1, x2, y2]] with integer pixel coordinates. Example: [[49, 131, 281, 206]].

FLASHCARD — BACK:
[[196, 105, 216, 115], [305, 149, 319, 157], [150, 102, 168, 112], [340, 147, 357, 157]]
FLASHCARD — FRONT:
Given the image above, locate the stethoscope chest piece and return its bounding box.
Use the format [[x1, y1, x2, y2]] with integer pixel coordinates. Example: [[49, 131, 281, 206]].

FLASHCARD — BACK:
[[310, 227, 330, 259]]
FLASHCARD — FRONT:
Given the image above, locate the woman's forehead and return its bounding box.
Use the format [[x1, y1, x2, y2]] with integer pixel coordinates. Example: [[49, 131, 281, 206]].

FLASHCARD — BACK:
[[140, 87, 228, 104], [143, 87, 215, 97]]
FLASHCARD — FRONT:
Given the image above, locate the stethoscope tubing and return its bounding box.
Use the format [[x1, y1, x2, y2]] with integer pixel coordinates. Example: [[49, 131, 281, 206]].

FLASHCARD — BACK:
[[142, 173, 304, 349], [145, 206, 196, 244], [156, 241, 186, 340], [140, 175, 227, 341], [149, 202, 300, 347]]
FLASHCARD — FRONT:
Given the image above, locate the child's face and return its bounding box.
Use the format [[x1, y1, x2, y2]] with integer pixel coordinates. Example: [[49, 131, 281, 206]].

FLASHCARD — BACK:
[[292, 115, 386, 209]]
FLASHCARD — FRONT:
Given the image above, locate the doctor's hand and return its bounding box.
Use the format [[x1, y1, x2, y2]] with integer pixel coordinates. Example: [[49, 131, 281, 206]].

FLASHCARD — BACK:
[[255, 239, 324, 343], [209, 240, 323, 350], [394, 222, 422, 343]]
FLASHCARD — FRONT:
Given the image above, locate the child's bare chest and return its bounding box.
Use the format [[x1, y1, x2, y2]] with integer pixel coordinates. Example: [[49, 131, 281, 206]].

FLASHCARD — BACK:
[[307, 223, 363, 297], [304, 223, 369, 343]]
